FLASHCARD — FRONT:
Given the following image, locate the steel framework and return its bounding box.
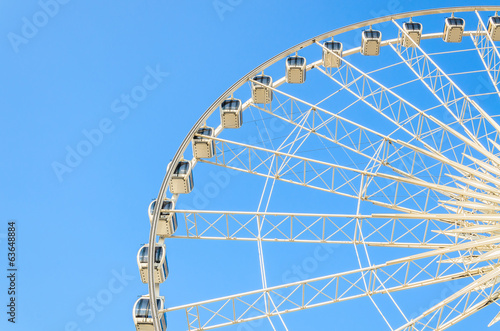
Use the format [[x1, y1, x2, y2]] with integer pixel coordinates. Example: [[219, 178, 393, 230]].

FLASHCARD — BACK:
[[142, 6, 500, 331]]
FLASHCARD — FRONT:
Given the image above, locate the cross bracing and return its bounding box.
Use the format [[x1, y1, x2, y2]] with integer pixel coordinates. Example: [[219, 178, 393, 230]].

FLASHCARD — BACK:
[[145, 7, 500, 331]]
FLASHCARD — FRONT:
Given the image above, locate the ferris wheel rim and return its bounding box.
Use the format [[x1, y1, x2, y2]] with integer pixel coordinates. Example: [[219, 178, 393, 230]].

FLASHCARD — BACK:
[[146, 6, 500, 331]]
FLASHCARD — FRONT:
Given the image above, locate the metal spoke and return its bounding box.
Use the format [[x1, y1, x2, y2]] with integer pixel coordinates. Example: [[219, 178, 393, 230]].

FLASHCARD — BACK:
[[162, 260, 495, 330], [173, 210, 462, 248], [471, 11, 500, 99], [142, 7, 500, 331], [391, 20, 500, 153]]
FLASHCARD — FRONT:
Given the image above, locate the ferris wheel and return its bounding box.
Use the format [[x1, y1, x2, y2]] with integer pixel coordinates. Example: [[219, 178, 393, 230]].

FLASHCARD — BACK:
[[134, 6, 500, 331]]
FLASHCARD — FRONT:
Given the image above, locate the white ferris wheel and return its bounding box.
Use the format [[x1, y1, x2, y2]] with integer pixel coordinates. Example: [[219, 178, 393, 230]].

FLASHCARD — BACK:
[[134, 6, 500, 331]]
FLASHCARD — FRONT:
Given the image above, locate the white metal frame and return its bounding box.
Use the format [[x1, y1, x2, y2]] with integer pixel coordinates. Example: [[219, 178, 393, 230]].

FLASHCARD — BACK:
[[145, 6, 500, 331]]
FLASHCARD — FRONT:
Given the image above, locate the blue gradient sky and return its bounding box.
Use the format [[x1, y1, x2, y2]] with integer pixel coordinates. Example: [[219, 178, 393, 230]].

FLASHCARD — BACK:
[[1, 1, 500, 330]]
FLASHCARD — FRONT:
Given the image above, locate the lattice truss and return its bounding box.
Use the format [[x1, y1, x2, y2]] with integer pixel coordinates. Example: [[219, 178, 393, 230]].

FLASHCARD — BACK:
[[158, 9, 500, 331]]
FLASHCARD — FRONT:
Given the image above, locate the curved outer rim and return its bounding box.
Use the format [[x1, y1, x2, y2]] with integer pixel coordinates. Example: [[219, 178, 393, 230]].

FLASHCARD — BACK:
[[147, 5, 500, 330]]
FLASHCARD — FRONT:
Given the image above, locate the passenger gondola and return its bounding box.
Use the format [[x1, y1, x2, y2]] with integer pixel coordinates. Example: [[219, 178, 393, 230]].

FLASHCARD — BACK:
[[192, 127, 216, 158], [361, 29, 382, 56], [322, 41, 343, 68], [251, 75, 273, 104], [169, 160, 194, 194], [401, 21, 422, 47], [137, 244, 169, 284], [443, 17, 465, 43], [220, 99, 243, 128], [286, 55, 307, 84], [133, 295, 167, 331], [488, 16, 500, 41], [148, 199, 178, 236]]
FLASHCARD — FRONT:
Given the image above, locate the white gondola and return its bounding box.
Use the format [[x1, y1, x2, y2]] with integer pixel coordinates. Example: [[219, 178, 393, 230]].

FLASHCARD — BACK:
[[137, 244, 168, 284], [401, 22, 422, 47], [137, 244, 169, 284], [169, 160, 194, 194], [286, 56, 306, 84], [361, 29, 382, 56], [488, 16, 500, 41], [443, 17, 465, 43], [192, 127, 216, 158], [251, 75, 273, 104], [220, 99, 242, 129], [148, 199, 178, 236], [133, 295, 167, 331], [322, 41, 343, 68]]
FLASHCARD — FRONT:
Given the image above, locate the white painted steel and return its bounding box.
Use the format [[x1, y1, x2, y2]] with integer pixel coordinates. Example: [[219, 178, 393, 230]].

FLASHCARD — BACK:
[[144, 6, 500, 331]]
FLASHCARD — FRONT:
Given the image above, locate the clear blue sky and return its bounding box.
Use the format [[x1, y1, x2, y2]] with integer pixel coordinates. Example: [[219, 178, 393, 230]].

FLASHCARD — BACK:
[[1, 1, 500, 330]]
